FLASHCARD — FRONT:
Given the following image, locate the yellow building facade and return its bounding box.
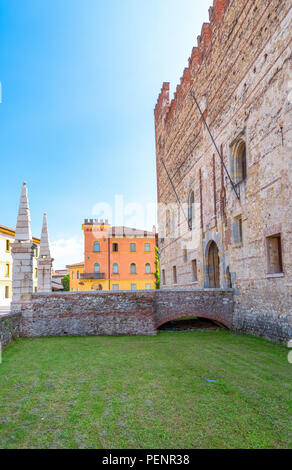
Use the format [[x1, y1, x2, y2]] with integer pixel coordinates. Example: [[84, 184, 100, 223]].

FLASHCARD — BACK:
[[0, 225, 40, 307]]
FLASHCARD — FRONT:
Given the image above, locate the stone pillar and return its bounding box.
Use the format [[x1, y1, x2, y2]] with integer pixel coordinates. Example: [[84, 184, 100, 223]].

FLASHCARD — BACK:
[[37, 213, 53, 292], [11, 182, 36, 306]]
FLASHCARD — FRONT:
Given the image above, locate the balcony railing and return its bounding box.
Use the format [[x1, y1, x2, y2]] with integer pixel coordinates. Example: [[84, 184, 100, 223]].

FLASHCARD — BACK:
[[80, 273, 105, 280]]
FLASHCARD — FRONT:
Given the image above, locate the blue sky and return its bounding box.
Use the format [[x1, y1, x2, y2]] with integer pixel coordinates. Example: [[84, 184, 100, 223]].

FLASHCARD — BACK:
[[0, 0, 210, 267]]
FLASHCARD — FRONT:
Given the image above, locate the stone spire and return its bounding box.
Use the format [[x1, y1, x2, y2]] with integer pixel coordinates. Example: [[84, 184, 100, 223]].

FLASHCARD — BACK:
[[15, 182, 32, 242], [11, 182, 36, 306], [37, 212, 54, 293], [39, 212, 51, 258]]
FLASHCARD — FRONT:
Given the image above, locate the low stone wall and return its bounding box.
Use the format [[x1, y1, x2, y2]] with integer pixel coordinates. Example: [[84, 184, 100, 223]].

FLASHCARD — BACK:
[[233, 288, 292, 344], [154, 289, 234, 328], [10, 288, 290, 343], [20, 291, 157, 337], [0, 312, 21, 348]]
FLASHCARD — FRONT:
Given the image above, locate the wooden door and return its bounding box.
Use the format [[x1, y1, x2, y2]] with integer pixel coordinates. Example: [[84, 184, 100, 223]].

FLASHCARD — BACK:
[[208, 242, 220, 288]]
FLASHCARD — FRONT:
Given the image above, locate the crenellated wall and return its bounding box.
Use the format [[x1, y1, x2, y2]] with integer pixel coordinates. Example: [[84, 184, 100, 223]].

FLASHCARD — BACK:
[[155, 0, 292, 345]]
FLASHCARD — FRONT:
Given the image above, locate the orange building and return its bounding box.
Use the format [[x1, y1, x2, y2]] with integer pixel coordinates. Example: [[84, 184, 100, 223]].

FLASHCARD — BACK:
[[68, 219, 157, 292]]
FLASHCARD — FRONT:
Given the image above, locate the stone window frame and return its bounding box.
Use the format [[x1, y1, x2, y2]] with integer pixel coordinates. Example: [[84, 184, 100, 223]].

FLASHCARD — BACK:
[[191, 259, 198, 283], [231, 214, 243, 247], [187, 190, 195, 231], [229, 129, 247, 187], [183, 247, 188, 263], [266, 233, 284, 278], [173, 266, 178, 285], [162, 269, 166, 285]]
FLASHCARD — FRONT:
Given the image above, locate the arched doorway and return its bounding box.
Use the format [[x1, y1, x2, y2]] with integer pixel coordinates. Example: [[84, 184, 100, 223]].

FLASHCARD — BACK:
[[208, 241, 220, 288]]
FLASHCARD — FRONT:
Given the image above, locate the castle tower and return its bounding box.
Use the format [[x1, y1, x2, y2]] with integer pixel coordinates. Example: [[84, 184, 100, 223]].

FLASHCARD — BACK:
[[11, 182, 36, 304], [37, 212, 53, 292]]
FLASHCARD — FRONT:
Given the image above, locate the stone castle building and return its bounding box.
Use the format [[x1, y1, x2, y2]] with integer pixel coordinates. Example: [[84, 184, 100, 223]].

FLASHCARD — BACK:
[[155, 0, 292, 341]]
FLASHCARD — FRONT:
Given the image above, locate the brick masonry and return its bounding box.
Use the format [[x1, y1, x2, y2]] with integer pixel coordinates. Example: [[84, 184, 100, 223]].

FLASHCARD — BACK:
[[0, 312, 21, 348], [13, 289, 234, 339], [154, 289, 233, 328]]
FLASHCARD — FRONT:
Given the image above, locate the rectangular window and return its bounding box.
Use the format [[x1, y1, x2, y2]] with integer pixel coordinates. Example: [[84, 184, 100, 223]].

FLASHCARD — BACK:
[[35, 268, 38, 278], [267, 234, 283, 274], [112, 284, 119, 291], [6, 240, 10, 252], [112, 243, 119, 252], [173, 266, 177, 285], [162, 269, 166, 285], [145, 284, 151, 290], [192, 260, 198, 282], [72, 271, 74, 280], [5, 264, 10, 277], [232, 216, 243, 244], [94, 241, 100, 252], [183, 248, 188, 263], [145, 243, 150, 252], [131, 284, 137, 291], [34, 287, 38, 293], [5, 286, 9, 299], [130, 243, 136, 252], [35, 247, 38, 257]]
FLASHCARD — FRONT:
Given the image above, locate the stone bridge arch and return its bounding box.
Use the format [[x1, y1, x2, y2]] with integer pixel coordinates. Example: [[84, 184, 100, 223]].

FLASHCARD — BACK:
[[154, 289, 234, 330]]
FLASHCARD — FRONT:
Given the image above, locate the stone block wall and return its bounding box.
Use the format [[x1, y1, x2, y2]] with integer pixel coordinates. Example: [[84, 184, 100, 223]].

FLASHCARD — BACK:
[[20, 291, 157, 337], [0, 312, 21, 348]]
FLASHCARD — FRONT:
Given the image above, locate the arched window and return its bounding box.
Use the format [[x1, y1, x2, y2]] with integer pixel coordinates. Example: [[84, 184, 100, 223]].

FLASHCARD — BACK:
[[145, 263, 151, 274], [113, 263, 119, 274], [231, 137, 247, 184], [130, 263, 136, 274], [188, 190, 194, 231], [94, 263, 100, 273], [94, 241, 100, 252]]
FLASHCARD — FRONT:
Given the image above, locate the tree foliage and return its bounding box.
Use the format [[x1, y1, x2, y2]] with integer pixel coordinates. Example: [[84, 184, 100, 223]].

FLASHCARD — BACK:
[[62, 274, 70, 291]]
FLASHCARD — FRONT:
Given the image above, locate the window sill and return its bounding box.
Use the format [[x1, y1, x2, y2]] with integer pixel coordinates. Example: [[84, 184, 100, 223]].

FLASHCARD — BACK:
[[191, 281, 199, 285], [266, 273, 285, 278]]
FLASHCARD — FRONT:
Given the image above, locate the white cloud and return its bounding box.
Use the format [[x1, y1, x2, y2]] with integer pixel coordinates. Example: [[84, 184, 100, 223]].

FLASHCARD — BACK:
[[51, 237, 84, 270]]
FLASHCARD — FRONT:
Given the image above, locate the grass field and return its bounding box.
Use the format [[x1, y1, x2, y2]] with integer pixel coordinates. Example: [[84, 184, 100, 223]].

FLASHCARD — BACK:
[[0, 331, 291, 449]]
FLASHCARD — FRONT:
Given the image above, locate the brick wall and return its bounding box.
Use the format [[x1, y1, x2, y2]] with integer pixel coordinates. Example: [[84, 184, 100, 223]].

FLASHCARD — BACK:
[[154, 289, 234, 328], [0, 312, 21, 348]]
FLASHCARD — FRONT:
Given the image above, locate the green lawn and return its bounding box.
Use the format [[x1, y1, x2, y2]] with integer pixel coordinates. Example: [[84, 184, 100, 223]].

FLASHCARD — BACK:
[[0, 331, 291, 449]]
